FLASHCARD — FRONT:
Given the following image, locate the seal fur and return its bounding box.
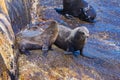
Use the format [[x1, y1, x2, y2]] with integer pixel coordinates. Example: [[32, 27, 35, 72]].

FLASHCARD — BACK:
[[56, 0, 96, 23], [55, 25, 89, 57], [16, 21, 59, 55]]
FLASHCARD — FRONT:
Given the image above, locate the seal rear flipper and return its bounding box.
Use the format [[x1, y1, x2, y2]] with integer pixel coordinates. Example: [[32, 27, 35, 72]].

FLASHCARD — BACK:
[[19, 49, 31, 55], [19, 43, 32, 55]]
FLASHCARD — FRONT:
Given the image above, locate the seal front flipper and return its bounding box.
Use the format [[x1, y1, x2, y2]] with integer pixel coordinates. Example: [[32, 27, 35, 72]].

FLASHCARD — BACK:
[[73, 50, 80, 57], [64, 46, 73, 55], [24, 50, 31, 55], [49, 45, 54, 51], [67, 42, 79, 57], [64, 43, 79, 57], [64, 42, 73, 55], [42, 45, 48, 57]]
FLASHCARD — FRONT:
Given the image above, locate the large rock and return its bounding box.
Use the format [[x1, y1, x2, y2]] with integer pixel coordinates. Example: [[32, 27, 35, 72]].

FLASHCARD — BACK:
[[0, 0, 31, 79]]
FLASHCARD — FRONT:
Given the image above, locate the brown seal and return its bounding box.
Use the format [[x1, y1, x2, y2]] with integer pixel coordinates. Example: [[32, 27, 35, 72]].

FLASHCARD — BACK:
[[16, 21, 59, 55], [56, 0, 96, 23], [54, 25, 89, 57]]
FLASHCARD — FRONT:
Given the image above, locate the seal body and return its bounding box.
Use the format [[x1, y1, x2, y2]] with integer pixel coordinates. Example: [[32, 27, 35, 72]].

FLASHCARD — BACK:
[[62, 0, 96, 22], [55, 25, 89, 56], [54, 25, 71, 50], [16, 21, 59, 55]]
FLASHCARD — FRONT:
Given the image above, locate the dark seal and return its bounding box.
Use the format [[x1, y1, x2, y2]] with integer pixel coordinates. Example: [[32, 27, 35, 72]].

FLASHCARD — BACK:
[[55, 0, 96, 23], [54, 25, 89, 57], [16, 21, 59, 55]]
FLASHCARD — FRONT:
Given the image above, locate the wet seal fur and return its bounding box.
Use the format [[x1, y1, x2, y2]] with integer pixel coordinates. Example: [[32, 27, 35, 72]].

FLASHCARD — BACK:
[[54, 25, 89, 57], [55, 0, 96, 23], [16, 21, 59, 56]]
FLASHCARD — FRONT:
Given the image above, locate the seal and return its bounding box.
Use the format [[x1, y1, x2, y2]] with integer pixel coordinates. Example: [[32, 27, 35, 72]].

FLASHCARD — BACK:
[[16, 21, 59, 55], [55, 0, 96, 23], [54, 25, 89, 57]]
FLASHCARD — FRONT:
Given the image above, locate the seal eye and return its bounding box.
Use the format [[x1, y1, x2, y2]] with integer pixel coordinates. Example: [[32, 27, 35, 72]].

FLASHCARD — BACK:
[[81, 32, 85, 35], [78, 31, 84, 35]]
